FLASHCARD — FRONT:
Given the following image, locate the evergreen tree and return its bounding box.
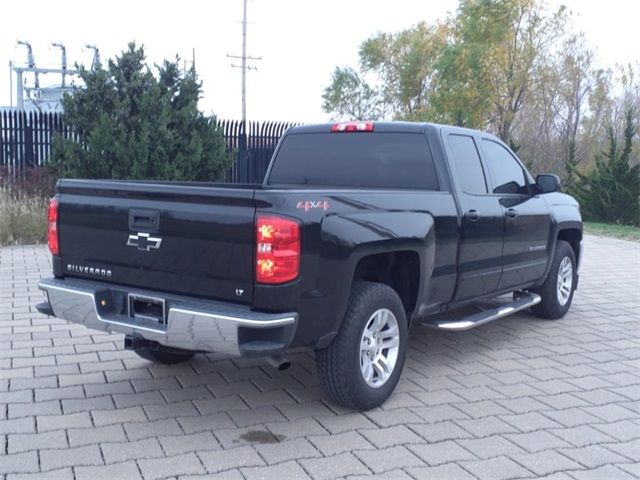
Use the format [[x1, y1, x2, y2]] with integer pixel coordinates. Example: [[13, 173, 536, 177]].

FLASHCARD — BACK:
[[51, 43, 232, 181], [572, 108, 639, 226]]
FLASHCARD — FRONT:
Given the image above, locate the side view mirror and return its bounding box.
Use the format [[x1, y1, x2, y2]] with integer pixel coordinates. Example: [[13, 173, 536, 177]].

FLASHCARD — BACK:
[[536, 174, 561, 193]]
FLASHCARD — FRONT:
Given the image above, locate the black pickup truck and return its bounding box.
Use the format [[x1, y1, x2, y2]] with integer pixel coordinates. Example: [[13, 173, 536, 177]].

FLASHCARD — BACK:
[[37, 121, 582, 410]]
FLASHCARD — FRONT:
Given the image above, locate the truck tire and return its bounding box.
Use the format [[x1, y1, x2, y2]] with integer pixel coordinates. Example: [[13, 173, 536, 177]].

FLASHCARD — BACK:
[[133, 347, 195, 365], [316, 281, 408, 410], [532, 240, 576, 319]]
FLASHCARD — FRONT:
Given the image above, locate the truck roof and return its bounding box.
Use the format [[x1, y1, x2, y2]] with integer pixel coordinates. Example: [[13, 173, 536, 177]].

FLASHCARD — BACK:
[[287, 121, 489, 138]]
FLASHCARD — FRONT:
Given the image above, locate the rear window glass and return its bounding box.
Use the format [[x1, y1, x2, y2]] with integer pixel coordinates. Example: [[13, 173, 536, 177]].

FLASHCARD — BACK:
[[267, 132, 438, 190]]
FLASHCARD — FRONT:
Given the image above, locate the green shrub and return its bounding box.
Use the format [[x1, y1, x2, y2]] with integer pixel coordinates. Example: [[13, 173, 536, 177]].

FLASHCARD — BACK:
[[51, 43, 232, 181], [572, 109, 640, 226]]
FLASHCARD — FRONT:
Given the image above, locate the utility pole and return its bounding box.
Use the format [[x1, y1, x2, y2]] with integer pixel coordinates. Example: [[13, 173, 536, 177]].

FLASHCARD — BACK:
[[9, 61, 13, 107], [227, 0, 261, 123]]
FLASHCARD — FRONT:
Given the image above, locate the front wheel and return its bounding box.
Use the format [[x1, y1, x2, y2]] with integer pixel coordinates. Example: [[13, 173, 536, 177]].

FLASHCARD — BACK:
[[316, 281, 408, 410], [532, 240, 577, 319]]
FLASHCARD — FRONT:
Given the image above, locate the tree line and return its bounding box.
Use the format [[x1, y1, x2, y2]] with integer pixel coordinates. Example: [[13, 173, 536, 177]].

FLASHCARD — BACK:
[[322, 0, 639, 225]]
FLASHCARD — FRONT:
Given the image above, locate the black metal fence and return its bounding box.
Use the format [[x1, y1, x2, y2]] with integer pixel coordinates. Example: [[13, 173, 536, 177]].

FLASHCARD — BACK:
[[0, 110, 296, 184], [218, 119, 296, 183]]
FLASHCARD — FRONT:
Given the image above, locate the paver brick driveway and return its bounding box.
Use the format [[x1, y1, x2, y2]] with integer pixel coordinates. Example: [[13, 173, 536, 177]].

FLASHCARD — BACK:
[[1, 234, 639, 480]]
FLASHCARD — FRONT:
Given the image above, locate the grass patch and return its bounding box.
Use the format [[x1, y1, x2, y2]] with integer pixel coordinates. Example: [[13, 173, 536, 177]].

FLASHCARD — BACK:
[[0, 187, 49, 245], [584, 221, 640, 242]]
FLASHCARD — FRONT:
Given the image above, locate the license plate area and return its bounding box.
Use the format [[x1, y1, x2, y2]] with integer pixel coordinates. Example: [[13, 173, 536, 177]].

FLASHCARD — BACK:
[[128, 294, 166, 325]]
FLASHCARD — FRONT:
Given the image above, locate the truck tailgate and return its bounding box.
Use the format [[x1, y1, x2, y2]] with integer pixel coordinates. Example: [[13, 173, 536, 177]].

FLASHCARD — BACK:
[[56, 180, 256, 304]]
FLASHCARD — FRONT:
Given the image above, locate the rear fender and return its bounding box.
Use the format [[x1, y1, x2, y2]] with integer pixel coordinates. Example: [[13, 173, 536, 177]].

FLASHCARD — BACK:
[[319, 211, 436, 329]]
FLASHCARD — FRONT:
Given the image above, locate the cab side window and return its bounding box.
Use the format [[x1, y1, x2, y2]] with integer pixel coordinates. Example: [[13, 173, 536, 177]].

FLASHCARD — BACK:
[[482, 139, 528, 195], [448, 134, 488, 194]]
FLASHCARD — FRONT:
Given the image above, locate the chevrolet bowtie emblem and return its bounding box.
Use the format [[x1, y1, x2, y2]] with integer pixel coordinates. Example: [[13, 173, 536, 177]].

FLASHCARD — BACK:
[[127, 232, 162, 251]]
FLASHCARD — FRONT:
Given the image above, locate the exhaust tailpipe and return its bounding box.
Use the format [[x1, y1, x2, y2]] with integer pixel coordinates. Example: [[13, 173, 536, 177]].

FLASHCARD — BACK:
[[266, 355, 291, 371]]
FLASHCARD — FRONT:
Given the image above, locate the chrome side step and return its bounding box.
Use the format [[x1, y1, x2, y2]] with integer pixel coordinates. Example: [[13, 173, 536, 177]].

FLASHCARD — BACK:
[[422, 292, 541, 331]]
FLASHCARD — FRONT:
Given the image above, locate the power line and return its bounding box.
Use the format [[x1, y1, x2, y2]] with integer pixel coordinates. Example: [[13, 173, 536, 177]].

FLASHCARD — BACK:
[[227, 0, 261, 123]]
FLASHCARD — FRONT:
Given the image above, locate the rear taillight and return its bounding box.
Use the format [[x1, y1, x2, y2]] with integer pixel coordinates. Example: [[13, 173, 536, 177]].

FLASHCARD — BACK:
[[331, 121, 374, 132], [256, 215, 300, 284], [47, 196, 59, 256]]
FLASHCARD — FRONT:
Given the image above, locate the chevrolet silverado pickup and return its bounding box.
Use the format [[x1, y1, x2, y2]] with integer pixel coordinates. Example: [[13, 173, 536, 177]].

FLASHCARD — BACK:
[[37, 121, 582, 410]]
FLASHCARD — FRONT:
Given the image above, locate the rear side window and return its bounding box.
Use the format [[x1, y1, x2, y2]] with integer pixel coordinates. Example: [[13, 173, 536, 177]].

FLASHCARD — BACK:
[[267, 133, 438, 190], [447, 134, 487, 194]]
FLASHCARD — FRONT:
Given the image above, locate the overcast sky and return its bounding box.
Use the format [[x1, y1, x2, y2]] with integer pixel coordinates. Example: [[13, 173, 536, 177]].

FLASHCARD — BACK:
[[1, 0, 637, 123]]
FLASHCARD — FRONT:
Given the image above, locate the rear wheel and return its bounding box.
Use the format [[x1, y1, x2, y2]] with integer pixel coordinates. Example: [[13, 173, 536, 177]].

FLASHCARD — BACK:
[[133, 347, 195, 365], [316, 281, 408, 410], [532, 240, 576, 319]]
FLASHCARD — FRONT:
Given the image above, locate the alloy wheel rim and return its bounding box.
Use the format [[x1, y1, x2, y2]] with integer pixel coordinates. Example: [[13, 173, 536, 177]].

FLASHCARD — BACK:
[[359, 308, 400, 388], [556, 256, 573, 306]]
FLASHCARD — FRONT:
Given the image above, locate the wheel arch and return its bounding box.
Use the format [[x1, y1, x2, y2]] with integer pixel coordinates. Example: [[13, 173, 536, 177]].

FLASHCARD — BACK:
[[557, 227, 582, 265], [352, 250, 422, 323]]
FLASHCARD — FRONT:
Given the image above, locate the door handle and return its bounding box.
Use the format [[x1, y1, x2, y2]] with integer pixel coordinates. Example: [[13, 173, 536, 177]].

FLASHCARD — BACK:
[[505, 208, 519, 219], [465, 209, 480, 221], [129, 209, 160, 233]]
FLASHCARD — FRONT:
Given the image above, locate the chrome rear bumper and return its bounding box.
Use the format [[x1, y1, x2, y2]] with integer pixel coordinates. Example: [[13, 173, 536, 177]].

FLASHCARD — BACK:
[[38, 277, 297, 357]]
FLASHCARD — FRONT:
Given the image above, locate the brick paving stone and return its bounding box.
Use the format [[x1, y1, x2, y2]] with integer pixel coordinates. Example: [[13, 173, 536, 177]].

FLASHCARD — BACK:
[[456, 435, 526, 459], [193, 396, 248, 415], [549, 425, 617, 447], [455, 416, 519, 437], [358, 425, 421, 449], [558, 445, 629, 469], [39, 444, 103, 470], [143, 400, 199, 420], [242, 461, 312, 480], [92, 405, 147, 426], [177, 413, 235, 434], [137, 453, 206, 480], [499, 411, 562, 432], [279, 400, 336, 421], [75, 461, 142, 480], [0, 418, 35, 435], [300, 452, 370, 480], [9, 400, 62, 418], [405, 464, 477, 480], [158, 431, 220, 456], [505, 430, 573, 453], [6, 467, 73, 480], [7, 430, 68, 453], [62, 395, 114, 414], [308, 431, 374, 455], [101, 438, 165, 463], [198, 445, 264, 473], [124, 418, 183, 441], [354, 446, 425, 473], [591, 420, 640, 442], [34, 385, 84, 402], [347, 470, 414, 480], [315, 413, 377, 434], [0, 451, 39, 475], [408, 440, 477, 466], [510, 451, 582, 476], [604, 438, 640, 462], [255, 437, 321, 464], [459, 456, 535, 480], [409, 420, 473, 442], [67, 424, 127, 447], [264, 418, 327, 439], [567, 465, 637, 480]]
